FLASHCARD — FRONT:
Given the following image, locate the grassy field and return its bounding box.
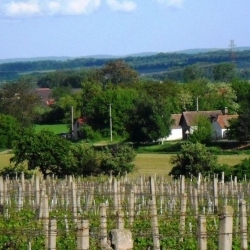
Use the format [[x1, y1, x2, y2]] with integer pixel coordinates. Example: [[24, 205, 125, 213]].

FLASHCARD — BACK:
[[0, 152, 248, 177], [131, 153, 248, 178], [34, 124, 69, 134]]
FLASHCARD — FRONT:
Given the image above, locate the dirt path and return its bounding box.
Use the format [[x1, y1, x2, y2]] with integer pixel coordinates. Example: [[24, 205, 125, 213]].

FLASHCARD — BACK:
[[0, 150, 12, 154]]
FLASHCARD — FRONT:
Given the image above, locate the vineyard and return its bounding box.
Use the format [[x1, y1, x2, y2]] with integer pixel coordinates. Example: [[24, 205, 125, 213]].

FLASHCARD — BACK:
[[0, 173, 248, 249]]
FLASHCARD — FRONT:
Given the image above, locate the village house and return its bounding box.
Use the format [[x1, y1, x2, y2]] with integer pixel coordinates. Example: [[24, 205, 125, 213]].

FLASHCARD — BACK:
[[34, 88, 55, 106], [212, 114, 238, 139], [164, 108, 237, 141], [161, 114, 183, 142], [73, 117, 86, 140]]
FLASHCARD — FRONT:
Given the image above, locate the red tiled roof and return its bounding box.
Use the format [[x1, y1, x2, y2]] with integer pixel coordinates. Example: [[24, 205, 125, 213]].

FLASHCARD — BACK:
[[183, 110, 223, 126], [171, 114, 182, 128], [215, 114, 238, 128], [77, 117, 87, 124], [35, 88, 53, 104]]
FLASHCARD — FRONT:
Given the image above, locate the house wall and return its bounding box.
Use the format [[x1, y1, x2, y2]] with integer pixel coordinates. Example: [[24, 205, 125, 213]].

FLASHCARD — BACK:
[[212, 122, 223, 139], [162, 128, 183, 141]]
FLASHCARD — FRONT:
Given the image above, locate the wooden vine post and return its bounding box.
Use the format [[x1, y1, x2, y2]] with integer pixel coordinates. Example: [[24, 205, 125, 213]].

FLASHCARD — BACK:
[[198, 215, 207, 250], [239, 200, 248, 250], [100, 203, 108, 248], [149, 176, 160, 250], [48, 219, 57, 250], [218, 205, 234, 250], [77, 220, 90, 250]]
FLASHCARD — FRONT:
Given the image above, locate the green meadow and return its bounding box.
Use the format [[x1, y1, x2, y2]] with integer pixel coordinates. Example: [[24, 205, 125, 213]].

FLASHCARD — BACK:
[[34, 124, 69, 134], [0, 152, 247, 178]]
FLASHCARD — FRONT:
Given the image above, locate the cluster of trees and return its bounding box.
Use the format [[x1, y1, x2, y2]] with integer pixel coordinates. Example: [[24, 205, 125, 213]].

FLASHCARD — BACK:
[[8, 129, 136, 178], [2, 60, 250, 145], [169, 141, 250, 181]]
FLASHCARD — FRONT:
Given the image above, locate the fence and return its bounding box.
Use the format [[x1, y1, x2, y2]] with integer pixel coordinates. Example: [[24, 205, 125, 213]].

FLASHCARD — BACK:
[[0, 173, 248, 249]]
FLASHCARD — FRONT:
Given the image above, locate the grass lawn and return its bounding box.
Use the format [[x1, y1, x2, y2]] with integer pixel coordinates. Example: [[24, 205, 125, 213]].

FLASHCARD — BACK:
[[34, 124, 69, 134], [0, 152, 248, 177], [0, 153, 14, 168], [130, 153, 248, 178]]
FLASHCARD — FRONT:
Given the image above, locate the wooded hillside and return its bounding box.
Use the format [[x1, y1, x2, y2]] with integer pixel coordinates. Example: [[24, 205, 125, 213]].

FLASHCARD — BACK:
[[1, 49, 250, 81]]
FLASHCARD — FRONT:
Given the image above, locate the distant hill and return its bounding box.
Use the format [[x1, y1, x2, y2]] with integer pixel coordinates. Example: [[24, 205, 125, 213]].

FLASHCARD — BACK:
[[1, 48, 250, 82], [175, 47, 250, 54], [1, 47, 250, 64], [0, 52, 158, 64], [0, 56, 78, 64]]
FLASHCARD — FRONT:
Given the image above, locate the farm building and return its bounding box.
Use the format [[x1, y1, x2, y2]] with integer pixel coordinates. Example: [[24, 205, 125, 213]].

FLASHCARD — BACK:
[[164, 109, 237, 141], [212, 114, 238, 139]]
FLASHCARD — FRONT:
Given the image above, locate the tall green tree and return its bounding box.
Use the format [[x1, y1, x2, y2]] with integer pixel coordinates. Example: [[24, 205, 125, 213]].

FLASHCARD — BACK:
[[84, 87, 138, 138], [0, 114, 20, 149], [231, 79, 250, 110], [126, 95, 172, 143], [0, 80, 41, 126], [227, 108, 250, 142], [97, 60, 139, 85], [11, 130, 72, 177], [188, 114, 213, 144], [213, 63, 236, 82]]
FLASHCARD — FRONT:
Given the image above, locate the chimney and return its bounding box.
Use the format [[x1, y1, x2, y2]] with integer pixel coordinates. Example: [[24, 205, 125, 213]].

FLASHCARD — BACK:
[[224, 107, 228, 115]]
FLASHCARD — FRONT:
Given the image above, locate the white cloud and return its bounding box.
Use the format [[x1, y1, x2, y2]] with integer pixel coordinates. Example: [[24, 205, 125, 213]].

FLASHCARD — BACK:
[[156, 0, 184, 8], [1, 0, 102, 17], [106, 0, 136, 12], [4, 1, 41, 16]]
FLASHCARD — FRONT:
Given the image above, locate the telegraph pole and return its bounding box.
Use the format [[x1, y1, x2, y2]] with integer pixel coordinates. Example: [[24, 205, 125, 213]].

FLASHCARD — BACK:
[[229, 40, 236, 64], [109, 103, 113, 142], [71, 106, 74, 139]]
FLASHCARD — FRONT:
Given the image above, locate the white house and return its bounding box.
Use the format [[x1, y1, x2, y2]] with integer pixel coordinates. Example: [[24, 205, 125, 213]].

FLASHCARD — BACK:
[[212, 114, 238, 139], [162, 114, 183, 141]]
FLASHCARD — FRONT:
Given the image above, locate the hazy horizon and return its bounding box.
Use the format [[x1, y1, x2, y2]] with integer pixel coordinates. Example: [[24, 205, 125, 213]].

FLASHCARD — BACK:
[[0, 0, 249, 59]]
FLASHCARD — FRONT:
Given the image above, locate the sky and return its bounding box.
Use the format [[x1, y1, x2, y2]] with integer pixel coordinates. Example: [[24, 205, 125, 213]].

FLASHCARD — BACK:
[[0, 0, 249, 59]]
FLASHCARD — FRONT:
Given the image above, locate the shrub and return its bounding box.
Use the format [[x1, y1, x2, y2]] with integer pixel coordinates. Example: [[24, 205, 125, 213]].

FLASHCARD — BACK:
[[100, 144, 136, 176], [69, 143, 101, 176], [0, 165, 35, 179], [80, 124, 102, 142], [213, 164, 233, 181], [169, 142, 218, 179], [232, 158, 250, 181]]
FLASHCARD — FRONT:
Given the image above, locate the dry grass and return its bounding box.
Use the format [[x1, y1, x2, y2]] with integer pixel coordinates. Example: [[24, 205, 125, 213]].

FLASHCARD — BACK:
[[0, 152, 248, 177], [217, 154, 247, 166], [0, 153, 14, 168], [131, 154, 173, 178]]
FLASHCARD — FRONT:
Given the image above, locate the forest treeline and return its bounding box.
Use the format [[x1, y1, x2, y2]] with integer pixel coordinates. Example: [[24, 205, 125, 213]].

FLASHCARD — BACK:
[[1, 49, 250, 81]]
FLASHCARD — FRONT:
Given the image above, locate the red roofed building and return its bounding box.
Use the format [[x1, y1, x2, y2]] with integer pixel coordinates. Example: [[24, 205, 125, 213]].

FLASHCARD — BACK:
[[212, 114, 238, 139], [73, 117, 87, 140], [35, 88, 55, 106]]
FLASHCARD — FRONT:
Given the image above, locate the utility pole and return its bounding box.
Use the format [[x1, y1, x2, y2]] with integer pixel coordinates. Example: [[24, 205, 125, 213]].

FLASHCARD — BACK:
[[109, 103, 113, 142], [229, 40, 236, 64], [71, 106, 74, 139], [196, 97, 199, 112]]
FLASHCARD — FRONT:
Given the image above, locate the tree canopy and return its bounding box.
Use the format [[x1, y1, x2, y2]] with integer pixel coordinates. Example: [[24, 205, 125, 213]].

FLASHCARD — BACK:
[[11, 130, 72, 177], [169, 142, 218, 178]]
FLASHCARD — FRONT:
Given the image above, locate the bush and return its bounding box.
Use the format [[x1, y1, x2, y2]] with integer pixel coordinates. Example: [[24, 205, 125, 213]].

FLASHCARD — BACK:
[[69, 143, 101, 176], [0, 165, 35, 179], [80, 124, 102, 142], [232, 158, 250, 181], [100, 144, 136, 176], [213, 164, 233, 181], [169, 142, 218, 179]]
